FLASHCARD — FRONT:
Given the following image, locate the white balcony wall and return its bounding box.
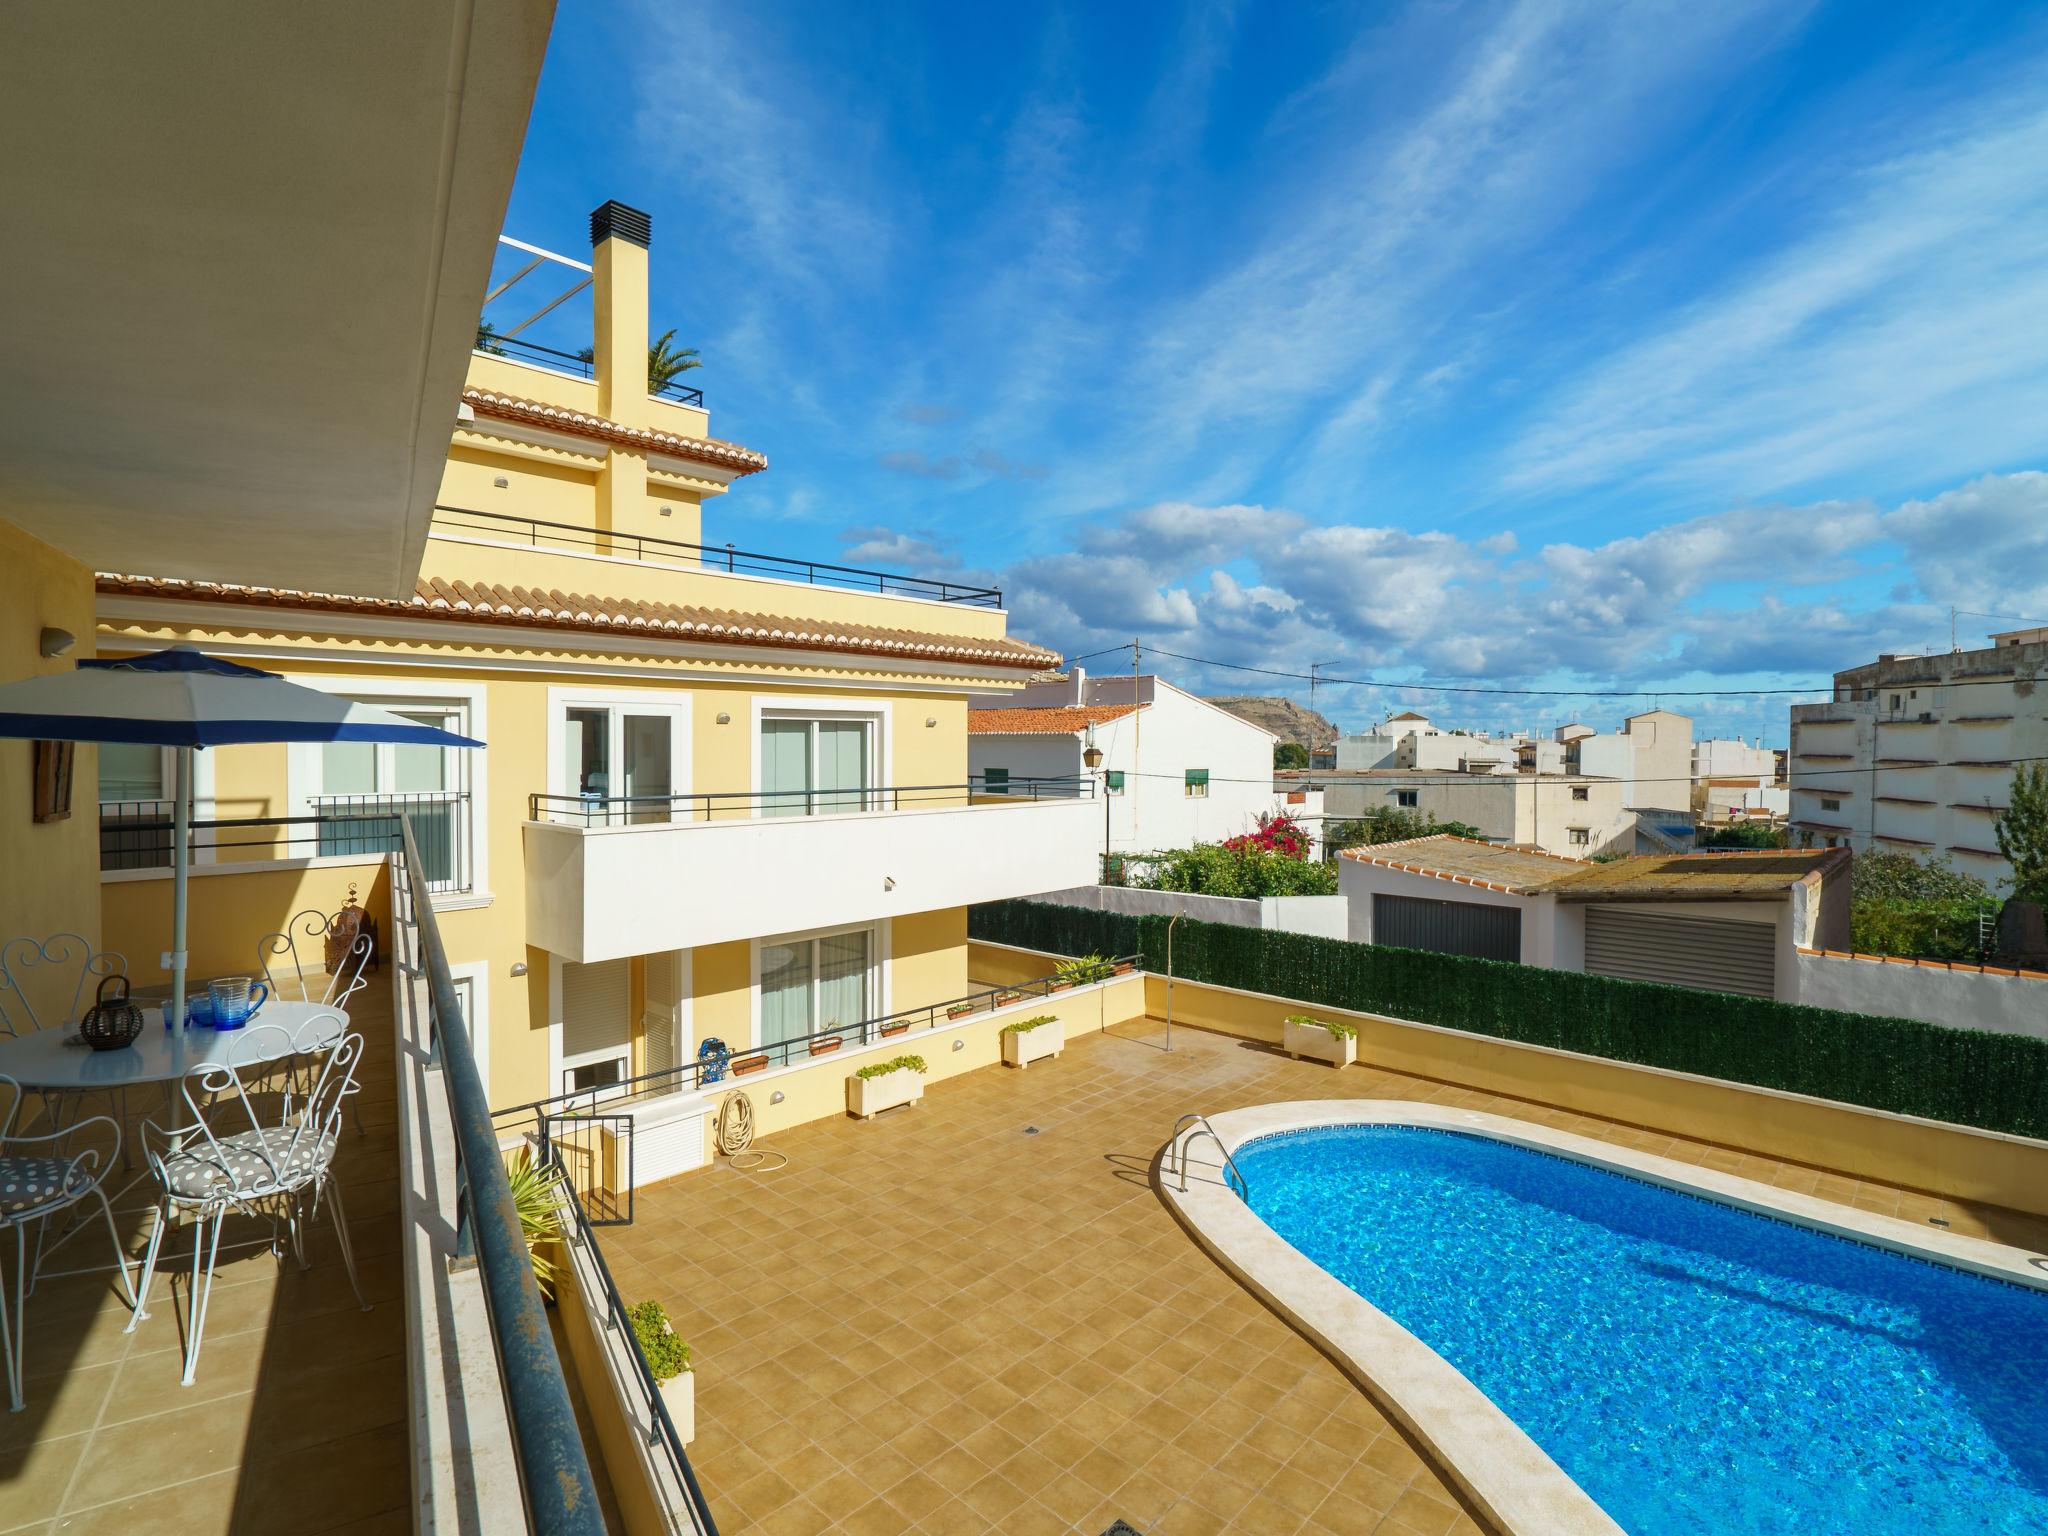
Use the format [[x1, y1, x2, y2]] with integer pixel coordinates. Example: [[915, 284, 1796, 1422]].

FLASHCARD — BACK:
[[525, 797, 1102, 962]]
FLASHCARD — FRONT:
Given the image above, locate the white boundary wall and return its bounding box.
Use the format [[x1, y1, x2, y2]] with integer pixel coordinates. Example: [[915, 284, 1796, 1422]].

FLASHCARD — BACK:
[[1029, 883, 1348, 939], [1793, 950, 2048, 1041]]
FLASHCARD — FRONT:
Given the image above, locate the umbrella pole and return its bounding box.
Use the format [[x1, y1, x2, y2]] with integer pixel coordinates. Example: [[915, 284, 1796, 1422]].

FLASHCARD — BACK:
[[169, 746, 191, 1047]]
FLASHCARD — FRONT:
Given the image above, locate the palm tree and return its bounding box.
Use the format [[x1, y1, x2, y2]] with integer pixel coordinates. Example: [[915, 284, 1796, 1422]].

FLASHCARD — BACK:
[[647, 329, 702, 393]]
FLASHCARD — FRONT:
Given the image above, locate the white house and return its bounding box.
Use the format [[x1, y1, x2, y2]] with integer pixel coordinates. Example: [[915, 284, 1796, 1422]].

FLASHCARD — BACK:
[[969, 669, 1283, 854], [1337, 835, 1851, 1001], [1694, 737, 1789, 822]]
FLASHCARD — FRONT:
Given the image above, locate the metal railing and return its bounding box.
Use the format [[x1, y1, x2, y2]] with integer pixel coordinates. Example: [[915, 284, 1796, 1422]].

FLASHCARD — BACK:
[[431, 504, 1005, 608], [308, 791, 472, 893], [528, 775, 1093, 827], [543, 1132, 720, 1535], [96, 806, 423, 873], [393, 816, 612, 1536], [494, 953, 1141, 1120], [474, 332, 707, 407], [1169, 1113, 1249, 1198]]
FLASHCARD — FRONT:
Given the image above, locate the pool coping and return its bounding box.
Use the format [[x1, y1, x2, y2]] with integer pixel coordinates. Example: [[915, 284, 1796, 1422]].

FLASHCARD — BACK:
[[1155, 1099, 2048, 1536]]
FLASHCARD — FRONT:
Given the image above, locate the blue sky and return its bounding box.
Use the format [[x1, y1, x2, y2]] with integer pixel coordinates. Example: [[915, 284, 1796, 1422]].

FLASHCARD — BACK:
[[495, 0, 2048, 744]]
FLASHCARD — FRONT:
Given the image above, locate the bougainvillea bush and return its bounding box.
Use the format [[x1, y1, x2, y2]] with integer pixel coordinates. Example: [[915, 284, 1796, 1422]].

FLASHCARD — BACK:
[[1224, 813, 1313, 860]]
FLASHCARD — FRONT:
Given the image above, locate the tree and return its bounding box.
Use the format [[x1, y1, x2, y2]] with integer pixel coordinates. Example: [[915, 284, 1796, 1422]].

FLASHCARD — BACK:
[[1133, 842, 1337, 897], [648, 329, 702, 392], [1327, 809, 1485, 848], [1849, 851, 1996, 962], [1697, 822, 1787, 850], [1273, 742, 1309, 770], [1996, 763, 2048, 904]]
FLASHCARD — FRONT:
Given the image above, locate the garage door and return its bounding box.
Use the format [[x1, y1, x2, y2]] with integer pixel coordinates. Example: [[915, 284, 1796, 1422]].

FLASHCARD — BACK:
[[1373, 893, 1521, 962], [1583, 908, 1775, 998]]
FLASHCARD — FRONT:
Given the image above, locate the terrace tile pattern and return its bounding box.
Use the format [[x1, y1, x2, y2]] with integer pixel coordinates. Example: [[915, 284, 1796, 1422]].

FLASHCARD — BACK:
[[1, 987, 406, 1536], [614, 1014, 2048, 1536]]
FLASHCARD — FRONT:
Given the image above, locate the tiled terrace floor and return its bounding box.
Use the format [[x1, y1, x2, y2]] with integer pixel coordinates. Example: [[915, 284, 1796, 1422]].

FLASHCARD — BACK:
[[2, 986, 405, 1536], [608, 1014, 2048, 1536]]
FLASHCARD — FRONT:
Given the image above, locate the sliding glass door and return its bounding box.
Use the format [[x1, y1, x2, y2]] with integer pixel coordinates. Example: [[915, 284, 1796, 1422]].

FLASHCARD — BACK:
[[760, 717, 872, 816], [558, 702, 680, 823], [759, 927, 874, 1053]]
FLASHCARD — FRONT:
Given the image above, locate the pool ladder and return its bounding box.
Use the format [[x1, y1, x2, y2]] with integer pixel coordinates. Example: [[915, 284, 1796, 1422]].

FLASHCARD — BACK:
[[1169, 1114, 1248, 1199]]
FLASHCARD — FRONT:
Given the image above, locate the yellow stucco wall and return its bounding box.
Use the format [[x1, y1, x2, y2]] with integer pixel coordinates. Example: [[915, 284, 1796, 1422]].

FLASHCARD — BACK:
[[104, 861, 393, 992], [0, 518, 102, 992]]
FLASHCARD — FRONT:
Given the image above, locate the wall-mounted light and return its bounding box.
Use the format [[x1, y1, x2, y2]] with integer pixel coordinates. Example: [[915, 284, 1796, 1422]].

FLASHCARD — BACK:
[[926, 716, 938, 728], [509, 961, 529, 977], [37, 628, 74, 658], [770, 1090, 785, 1104], [883, 876, 896, 891], [659, 504, 674, 518], [716, 711, 731, 725], [951, 1038, 965, 1051], [492, 475, 509, 489], [1083, 744, 1104, 771]]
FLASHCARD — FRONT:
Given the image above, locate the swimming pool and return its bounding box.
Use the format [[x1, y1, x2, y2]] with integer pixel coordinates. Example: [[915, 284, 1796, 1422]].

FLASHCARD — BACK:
[[1233, 1123, 2048, 1536]]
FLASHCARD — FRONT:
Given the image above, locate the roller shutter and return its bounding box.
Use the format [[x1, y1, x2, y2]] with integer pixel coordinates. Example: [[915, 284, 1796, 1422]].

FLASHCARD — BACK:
[[1373, 893, 1521, 961], [1582, 908, 1775, 998], [562, 958, 630, 1061]]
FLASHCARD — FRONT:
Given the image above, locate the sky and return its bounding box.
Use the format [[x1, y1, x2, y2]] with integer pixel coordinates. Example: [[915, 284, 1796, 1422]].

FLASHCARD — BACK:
[[493, 0, 2048, 745]]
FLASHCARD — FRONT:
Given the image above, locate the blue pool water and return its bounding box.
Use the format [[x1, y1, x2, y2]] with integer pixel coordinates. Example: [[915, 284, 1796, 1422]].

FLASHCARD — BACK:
[[1233, 1125, 2048, 1536]]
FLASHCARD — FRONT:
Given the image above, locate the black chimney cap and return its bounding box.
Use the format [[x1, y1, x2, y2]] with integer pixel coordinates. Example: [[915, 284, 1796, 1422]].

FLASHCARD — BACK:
[[590, 200, 651, 250]]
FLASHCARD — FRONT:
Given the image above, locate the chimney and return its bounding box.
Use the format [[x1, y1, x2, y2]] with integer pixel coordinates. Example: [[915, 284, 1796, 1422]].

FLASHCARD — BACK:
[[1069, 667, 1087, 707], [590, 200, 651, 429]]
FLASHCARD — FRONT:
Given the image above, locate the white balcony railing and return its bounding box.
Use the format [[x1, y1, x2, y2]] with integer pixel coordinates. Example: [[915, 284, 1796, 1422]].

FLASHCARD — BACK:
[[523, 786, 1102, 963]]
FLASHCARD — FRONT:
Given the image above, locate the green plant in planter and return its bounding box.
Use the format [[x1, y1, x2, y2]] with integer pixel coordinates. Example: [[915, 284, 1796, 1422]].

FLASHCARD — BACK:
[[1000, 1014, 1056, 1036], [855, 1054, 928, 1080], [1054, 954, 1116, 986], [1286, 1013, 1356, 1040], [628, 1300, 692, 1380], [504, 1151, 571, 1297]]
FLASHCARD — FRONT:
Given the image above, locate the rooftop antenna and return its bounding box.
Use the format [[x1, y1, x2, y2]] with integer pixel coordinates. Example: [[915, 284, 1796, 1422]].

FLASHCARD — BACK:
[[1130, 638, 1141, 848]]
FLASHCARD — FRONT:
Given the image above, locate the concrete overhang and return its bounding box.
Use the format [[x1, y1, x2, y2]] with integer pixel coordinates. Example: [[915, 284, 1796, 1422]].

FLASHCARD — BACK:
[[0, 1, 556, 597]]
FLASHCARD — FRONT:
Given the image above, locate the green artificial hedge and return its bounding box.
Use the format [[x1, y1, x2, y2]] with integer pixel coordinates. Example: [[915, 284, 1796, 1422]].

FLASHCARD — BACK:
[[969, 900, 2048, 1139]]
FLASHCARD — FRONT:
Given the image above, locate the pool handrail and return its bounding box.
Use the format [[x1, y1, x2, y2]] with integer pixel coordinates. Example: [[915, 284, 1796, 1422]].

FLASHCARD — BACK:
[[1170, 1113, 1248, 1198]]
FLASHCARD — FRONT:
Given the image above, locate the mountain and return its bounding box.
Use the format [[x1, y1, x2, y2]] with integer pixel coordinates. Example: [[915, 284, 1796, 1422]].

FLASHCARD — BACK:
[[1206, 695, 1337, 750]]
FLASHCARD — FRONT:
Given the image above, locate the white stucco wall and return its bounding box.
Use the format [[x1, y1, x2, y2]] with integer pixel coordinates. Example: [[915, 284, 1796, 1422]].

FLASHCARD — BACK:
[[1337, 858, 1557, 966], [1030, 883, 1347, 938], [1791, 952, 2048, 1040]]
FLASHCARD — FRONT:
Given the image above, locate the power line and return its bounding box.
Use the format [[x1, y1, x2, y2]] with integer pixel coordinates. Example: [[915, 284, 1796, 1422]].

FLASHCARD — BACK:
[[1115, 753, 2048, 790]]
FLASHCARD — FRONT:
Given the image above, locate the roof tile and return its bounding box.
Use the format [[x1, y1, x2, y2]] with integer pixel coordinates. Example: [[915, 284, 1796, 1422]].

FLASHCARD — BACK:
[[967, 704, 1141, 735]]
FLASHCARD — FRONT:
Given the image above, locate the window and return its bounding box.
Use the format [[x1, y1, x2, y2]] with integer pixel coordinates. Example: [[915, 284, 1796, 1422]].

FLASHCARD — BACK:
[[1821, 796, 1842, 812], [761, 715, 873, 816], [1569, 827, 1591, 847], [561, 957, 631, 1093], [982, 767, 1011, 796], [1571, 786, 1590, 802], [1103, 770, 1125, 794], [1184, 769, 1209, 799], [318, 703, 471, 888], [1889, 693, 1903, 710], [98, 742, 177, 870], [760, 927, 874, 1054], [560, 702, 678, 824], [1395, 789, 1418, 808]]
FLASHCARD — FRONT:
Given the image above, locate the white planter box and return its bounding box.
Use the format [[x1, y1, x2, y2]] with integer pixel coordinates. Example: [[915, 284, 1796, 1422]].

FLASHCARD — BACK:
[[1001, 1018, 1064, 1069], [1283, 1018, 1356, 1068], [848, 1066, 925, 1119], [657, 1368, 694, 1446]]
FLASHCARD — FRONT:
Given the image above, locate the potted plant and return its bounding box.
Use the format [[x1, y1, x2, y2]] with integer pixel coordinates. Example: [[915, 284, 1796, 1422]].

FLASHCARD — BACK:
[[732, 1052, 769, 1077], [880, 1018, 911, 1038], [505, 1151, 570, 1300], [848, 1054, 926, 1118], [1112, 957, 1138, 976], [1054, 954, 1116, 988], [995, 988, 1023, 1006], [946, 1000, 976, 1021], [629, 1299, 695, 1445], [1000, 1014, 1063, 1070], [809, 1032, 843, 1056], [1282, 1013, 1357, 1068]]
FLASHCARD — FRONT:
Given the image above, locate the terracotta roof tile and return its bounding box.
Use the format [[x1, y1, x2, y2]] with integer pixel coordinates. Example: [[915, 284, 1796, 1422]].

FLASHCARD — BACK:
[[96, 573, 1058, 672], [460, 388, 767, 476], [1338, 834, 1584, 894], [967, 704, 1141, 735]]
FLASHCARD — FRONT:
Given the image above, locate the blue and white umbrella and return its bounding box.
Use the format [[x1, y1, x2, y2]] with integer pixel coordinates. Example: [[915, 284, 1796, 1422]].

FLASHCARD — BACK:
[[0, 647, 481, 1033]]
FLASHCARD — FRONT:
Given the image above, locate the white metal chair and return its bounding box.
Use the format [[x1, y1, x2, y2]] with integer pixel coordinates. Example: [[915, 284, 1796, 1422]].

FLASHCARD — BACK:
[[0, 1074, 137, 1412], [259, 911, 373, 1135], [127, 1017, 368, 1384], [0, 933, 126, 1039]]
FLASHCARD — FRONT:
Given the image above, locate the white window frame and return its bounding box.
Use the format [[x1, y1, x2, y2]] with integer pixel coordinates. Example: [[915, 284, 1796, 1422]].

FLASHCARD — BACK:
[[751, 696, 888, 817], [284, 676, 488, 899], [1568, 827, 1591, 846], [96, 745, 219, 869], [547, 954, 634, 1097], [1394, 789, 1418, 808], [448, 959, 490, 1103], [749, 920, 890, 1053], [1184, 768, 1210, 799], [544, 686, 691, 822]]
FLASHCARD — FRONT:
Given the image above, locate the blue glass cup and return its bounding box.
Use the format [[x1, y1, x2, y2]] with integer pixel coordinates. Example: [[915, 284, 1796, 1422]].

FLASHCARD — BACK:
[[207, 976, 269, 1029]]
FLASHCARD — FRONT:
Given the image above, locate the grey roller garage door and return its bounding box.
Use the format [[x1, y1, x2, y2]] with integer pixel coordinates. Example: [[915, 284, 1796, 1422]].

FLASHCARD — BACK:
[[1583, 908, 1776, 998], [1373, 893, 1521, 962]]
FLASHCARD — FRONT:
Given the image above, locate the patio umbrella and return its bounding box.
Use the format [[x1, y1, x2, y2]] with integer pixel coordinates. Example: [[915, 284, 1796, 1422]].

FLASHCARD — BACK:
[[0, 646, 481, 1035]]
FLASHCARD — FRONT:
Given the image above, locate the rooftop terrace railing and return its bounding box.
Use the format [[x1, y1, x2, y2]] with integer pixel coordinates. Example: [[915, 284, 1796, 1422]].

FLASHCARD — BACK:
[[527, 775, 1093, 827], [432, 504, 1006, 608], [473, 333, 707, 408]]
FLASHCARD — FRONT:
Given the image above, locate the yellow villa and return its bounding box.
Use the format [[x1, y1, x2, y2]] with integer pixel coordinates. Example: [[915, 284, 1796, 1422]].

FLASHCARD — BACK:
[[88, 200, 1103, 1154]]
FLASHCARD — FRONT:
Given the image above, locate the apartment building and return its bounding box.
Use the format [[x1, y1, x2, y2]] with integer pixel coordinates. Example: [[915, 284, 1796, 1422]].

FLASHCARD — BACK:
[[91, 202, 1099, 1134], [1694, 736, 1790, 822], [968, 668, 1279, 853], [1562, 709, 1694, 815], [1306, 765, 1635, 858], [1789, 629, 2048, 888]]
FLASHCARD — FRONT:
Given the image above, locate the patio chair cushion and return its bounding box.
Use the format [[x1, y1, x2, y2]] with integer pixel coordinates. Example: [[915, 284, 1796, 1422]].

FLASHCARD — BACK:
[[0, 1157, 79, 1216], [159, 1128, 337, 1200]]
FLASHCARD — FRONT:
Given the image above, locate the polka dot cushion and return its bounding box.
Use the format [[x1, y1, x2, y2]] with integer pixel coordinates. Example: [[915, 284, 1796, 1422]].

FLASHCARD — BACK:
[[0, 1157, 78, 1215], [160, 1128, 337, 1200]]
